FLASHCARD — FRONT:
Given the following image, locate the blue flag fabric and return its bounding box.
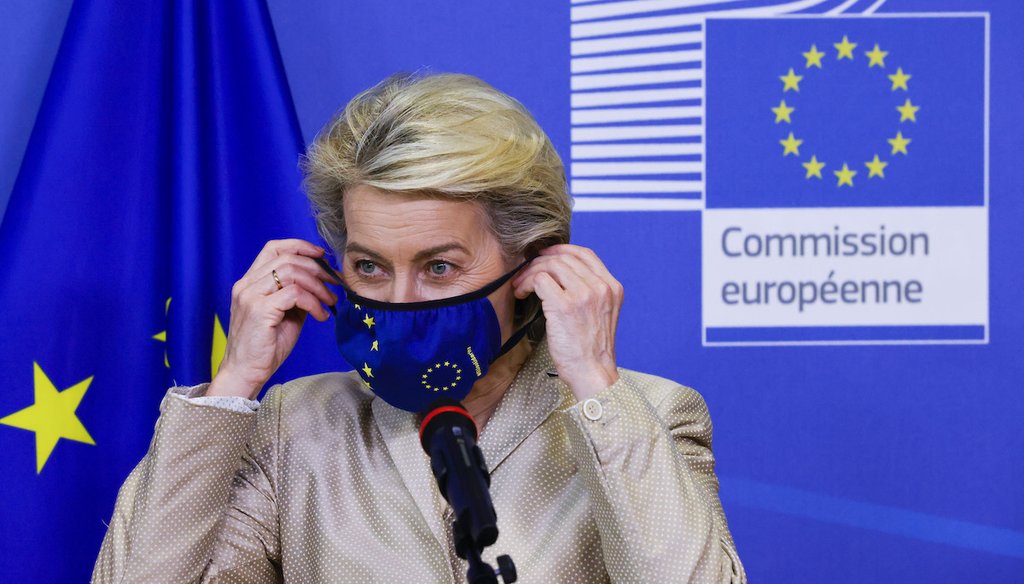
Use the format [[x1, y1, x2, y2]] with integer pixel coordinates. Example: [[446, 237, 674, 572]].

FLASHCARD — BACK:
[[705, 16, 986, 208], [0, 1, 339, 580]]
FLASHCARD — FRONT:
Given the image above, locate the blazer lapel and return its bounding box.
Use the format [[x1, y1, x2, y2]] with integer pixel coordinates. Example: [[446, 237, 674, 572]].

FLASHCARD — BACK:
[[370, 398, 453, 554], [478, 339, 576, 474]]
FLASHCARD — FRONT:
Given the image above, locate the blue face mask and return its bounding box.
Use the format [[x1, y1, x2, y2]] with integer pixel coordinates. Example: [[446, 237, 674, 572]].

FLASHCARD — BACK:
[[315, 257, 535, 413]]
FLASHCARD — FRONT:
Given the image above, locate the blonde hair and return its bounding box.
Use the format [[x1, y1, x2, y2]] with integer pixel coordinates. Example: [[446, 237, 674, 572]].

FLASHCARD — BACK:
[[301, 72, 571, 336]]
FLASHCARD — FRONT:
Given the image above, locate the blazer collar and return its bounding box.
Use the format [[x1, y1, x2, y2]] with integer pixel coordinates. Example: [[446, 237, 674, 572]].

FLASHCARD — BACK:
[[476, 338, 575, 473]]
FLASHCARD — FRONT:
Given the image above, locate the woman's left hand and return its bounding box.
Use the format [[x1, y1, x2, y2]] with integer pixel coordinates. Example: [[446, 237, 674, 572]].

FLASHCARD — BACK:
[[511, 244, 623, 401]]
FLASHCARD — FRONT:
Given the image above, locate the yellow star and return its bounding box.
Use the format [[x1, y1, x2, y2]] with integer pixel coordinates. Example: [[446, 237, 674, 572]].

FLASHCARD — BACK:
[[371, 340, 379, 351], [834, 163, 857, 187], [896, 98, 920, 122], [803, 44, 825, 68], [888, 67, 911, 91], [888, 131, 911, 155], [362, 314, 375, 329], [772, 99, 795, 124], [780, 132, 803, 157], [422, 374, 428, 379], [834, 35, 857, 60], [212, 313, 227, 379], [865, 155, 888, 178], [802, 155, 825, 179], [444, 361, 450, 366], [865, 44, 888, 68], [152, 297, 171, 368], [780, 68, 803, 92], [0, 363, 96, 473], [354, 303, 361, 310], [362, 363, 374, 378], [435, 363, 442, 369]]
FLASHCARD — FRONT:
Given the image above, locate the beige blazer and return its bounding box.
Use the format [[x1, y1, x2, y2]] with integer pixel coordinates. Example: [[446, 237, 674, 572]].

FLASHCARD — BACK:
[[93, 339, 745, 583]]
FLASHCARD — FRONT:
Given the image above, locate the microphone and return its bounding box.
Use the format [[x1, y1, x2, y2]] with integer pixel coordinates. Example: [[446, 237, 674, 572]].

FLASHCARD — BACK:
[[419, 398, 516, 584]]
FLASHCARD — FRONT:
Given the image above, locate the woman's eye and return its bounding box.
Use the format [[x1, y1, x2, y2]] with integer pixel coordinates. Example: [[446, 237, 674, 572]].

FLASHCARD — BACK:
[[355, 260, 378, 275], [428, 261, 451, 276]]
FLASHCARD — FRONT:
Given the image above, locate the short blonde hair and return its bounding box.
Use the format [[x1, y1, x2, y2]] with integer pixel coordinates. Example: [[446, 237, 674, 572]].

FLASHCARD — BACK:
[[301, 72, 571, 334]]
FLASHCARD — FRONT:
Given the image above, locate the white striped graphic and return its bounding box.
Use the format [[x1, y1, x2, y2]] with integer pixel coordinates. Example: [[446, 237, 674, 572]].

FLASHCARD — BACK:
[[572, 179, 704, 194], [572, 49, 703, 73], [574, 197, 705, 211], [572, 106, 701, 124], [572, 143, 702, 158], [572, 161, 703, 176], [569, 0, 886, 212], [571, 124, 702, 142], [572, 87, 701, 108], [572, 69, 703, 91], [572, 0, 748, 22], [572, 31, 702, 57], [572, 0, 829, 38]]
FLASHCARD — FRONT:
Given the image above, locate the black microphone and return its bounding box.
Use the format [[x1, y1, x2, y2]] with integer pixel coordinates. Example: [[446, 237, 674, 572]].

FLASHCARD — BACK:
[[419, 398, 516, 584]]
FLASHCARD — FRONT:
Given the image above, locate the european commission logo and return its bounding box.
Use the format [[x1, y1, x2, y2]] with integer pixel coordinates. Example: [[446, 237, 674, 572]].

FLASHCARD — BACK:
[[702, 15, 988, 345], [570, 5, 989, 345]]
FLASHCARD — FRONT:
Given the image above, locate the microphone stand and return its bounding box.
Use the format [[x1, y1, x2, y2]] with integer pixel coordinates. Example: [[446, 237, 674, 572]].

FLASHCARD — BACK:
[[421, 401, 517, 584]]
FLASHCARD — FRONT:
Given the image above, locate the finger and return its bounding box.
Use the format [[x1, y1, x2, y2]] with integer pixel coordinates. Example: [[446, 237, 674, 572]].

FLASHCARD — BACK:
[[531, 271, 567, 308], [265, 262, 338, 306], [538, 256, 592, 296], [247, 238, 326, 277], [535, 244, 622, 297], [516, 255, 623, 324], [513, 259, 567, 299], [240, 254, 341, 300], [264, 253, 342, 289], [514, 255, 592, 296], [515, 253, 588, 287], [514, 267, 568, 301], [265, 284, 331, 322]]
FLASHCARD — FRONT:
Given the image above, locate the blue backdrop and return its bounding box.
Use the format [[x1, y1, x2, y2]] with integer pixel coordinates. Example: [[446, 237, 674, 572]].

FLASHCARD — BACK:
[[0, 0, 1021, 581]]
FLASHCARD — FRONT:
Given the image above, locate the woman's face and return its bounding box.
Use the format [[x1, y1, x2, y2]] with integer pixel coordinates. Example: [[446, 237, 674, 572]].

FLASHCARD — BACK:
[[341, 185, 519, 340]]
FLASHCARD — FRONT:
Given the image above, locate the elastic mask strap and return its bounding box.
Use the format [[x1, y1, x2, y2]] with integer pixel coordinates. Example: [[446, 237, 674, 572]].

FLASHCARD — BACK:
[[494, 311, 544, 360], [314, 257, 342, 318]]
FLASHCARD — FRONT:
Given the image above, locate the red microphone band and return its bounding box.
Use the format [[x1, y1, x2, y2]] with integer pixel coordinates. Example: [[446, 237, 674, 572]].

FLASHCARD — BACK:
[[419, 405, 478, 440]]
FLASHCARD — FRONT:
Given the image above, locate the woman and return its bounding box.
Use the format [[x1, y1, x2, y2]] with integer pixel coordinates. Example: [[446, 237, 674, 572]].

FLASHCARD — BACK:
[[93, 73, 746, 583]]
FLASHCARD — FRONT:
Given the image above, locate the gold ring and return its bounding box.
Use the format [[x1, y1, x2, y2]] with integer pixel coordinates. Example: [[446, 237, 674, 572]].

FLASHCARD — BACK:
[[272, 269, 283, 290]]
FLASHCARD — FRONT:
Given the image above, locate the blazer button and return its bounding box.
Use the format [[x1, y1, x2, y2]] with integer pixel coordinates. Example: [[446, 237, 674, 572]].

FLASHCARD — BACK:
[[582, 398, 603, 421]]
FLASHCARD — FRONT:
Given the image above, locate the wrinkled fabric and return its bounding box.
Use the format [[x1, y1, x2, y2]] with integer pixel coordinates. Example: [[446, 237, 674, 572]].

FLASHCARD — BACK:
[[325, 258, 530, 413], [93, 339, 746, 583]]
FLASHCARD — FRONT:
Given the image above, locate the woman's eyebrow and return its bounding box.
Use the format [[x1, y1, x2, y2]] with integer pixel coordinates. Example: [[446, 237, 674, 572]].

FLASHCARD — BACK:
[[345, 242, 469, 265], [345, 242, 392, 268], [412, 243, 469, 262]]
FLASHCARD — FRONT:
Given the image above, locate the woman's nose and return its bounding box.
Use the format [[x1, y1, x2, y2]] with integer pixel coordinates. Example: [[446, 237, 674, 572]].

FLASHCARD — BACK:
[[389, 275, 421, 304]]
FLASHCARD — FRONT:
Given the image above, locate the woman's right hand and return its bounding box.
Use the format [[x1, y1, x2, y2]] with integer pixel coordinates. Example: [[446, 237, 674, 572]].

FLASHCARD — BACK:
[[207, 239, 340, 401]]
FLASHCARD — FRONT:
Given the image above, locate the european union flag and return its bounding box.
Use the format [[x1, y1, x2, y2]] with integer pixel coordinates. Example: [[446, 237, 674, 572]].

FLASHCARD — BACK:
[[0, 2, 339, 580], [705, 16, 986, 208]]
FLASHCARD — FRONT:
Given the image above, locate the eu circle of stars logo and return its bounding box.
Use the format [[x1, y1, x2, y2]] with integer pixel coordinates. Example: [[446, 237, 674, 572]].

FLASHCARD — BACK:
[[422, 361, 463, 393], [772, 35, 918, 188]]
